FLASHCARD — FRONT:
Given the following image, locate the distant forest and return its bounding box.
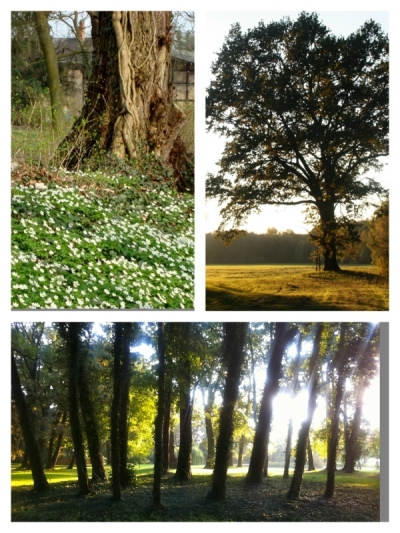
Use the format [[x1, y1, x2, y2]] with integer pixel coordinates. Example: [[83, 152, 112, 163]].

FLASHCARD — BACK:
[[206, 230, 372, 265]]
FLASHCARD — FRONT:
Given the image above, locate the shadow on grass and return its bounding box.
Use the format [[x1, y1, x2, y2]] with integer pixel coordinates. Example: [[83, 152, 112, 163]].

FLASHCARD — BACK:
[[206, 289, 344, 311]]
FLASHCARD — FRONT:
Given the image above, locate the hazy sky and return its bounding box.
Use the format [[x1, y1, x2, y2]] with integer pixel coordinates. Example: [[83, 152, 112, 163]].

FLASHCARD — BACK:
[[205, 11, 389, 234]]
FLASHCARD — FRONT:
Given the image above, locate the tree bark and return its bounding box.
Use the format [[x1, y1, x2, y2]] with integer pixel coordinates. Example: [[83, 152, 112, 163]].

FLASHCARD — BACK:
[[11, 351, 49, 492], [317, 201, 341, 272], [56, 11, 188, 178], [247, 323, 298, 484], [207, 323, 248, 501], [324, 324, 348, 498], [111, 323, 123, 499], [153, 323, 166, 508], [61, 323, 91, 495], [283, 418, 293, 479], [287, 324, 324, 499], [77, 353, 108, 482], [175, 324, 192, 481], [307, 438, 315, 471], [48, 411, 68, 469], [34, 11, 64, 134]]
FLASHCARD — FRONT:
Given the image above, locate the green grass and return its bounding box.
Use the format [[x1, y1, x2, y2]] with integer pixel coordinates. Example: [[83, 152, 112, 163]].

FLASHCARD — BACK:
[[206, 264, 388, 310]]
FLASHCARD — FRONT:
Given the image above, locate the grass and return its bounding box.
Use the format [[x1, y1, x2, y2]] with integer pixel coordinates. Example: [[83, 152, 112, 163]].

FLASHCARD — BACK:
[[11, 465, 380, 521], [206, 264, 388, 311]]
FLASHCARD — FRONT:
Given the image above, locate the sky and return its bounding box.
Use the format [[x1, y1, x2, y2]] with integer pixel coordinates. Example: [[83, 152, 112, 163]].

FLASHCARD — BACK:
[[205, 11, 389, 234]]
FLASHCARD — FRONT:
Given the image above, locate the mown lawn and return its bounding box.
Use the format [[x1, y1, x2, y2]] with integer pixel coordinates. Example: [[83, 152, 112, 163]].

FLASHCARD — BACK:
[[11, 466, 380, 521], [206, 264, 388, 311]]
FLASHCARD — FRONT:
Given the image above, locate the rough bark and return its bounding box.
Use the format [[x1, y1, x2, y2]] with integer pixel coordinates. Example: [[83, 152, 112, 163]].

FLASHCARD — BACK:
[[175, 324, 192, 481], [207, 323, 248, 501], [153, 323, 166, 508], [60, 323, 92, 495], [287, 324, 324, 499], [318, 201, 341, 272], [11, 351, 49, 492], [56, 11, 188, 179], [247, 323, 298, 484], [34, 11, 64, 133]]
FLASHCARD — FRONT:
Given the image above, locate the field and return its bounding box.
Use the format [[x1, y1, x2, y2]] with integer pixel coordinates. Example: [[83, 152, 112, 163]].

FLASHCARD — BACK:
[[206, 265, 388, 311], [11, 465, 380, 522]]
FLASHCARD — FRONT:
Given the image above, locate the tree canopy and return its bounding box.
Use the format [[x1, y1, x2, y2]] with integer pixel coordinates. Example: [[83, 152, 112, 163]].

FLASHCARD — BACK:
[[206, 12, 388, 271]]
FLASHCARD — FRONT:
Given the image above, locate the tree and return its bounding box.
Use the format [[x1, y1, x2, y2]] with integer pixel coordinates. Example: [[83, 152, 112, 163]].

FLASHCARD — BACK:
[[367, 199, 388, 277], [11, 351, 49, 492], [57, 11, 189, 179], [287, 324, 324, 498], [153, 323, 166, 508], [246, 323, 298, 483], [58, 323, 92, 496], [207, 323, 248, 500], [34, 11, 64, 133], [206, 12, 388, 271]]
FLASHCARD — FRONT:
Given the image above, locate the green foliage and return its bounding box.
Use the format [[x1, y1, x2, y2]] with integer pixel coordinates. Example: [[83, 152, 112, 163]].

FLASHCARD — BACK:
[[206, 12, 388, 268], [11, 169, 194, 309]]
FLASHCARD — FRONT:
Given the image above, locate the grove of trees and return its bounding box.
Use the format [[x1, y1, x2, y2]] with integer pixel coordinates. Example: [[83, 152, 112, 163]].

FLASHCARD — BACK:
[[12, 322, 380, 513], [206, 12, 388, 271]]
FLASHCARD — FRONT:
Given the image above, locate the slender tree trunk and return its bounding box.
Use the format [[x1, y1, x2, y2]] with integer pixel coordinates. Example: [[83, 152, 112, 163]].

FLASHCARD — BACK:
[[119, 323, 137, 486], [342, 383, 365, 473], [162, 387, 172, 474], [153, 323, 166, 508], [307, 438, 315, 471], [207, 323, 248, 501], [247, 323, 298, 484], [56, 11, 188, 180], [204, 404, 216, 469], [283, 418, 294, 479], [11, 351, 49, 492], [48, 411, 68, 469], [61, 323, 91, 495], [287, 324, 324, 499], [325, 324, 348, 498], [78, 356, 107, 482], [34, 11, 64, 134], [67, 451, 76, 469], [111, 323, 123, 499], [237, 436, 245, 467], [45, 411, 63, 469], [175, 324, 192, 481]]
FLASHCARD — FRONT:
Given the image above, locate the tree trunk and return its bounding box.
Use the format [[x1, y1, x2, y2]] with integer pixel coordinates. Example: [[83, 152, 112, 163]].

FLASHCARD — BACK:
[[204, 404, 215, 469], [153, 323, 166, 508], [324, 324, 348, 498], [61, 323, 91, 495], [175, 325, 192, 481], [162, 387, 172, 474], [111, 323, 123, 499], [45, 411, 63, 469], [34, 11, 64, 134], [342, 384, 365, 473], [48, 411, 67, 469], [119, 323, 137, 487], [207, 323, 248, 501], [318, 201, 341, 272], [247, 323, 298, 484], [11, 351, 49, 492], [287, 324, 324, 499], [237, 436, 245, 467], [78, 354, 107, 482], [56, 11, 188, 178], [307, 438, 315, 471], [283, 418, 293, 479], [67, 451, 76, 469]]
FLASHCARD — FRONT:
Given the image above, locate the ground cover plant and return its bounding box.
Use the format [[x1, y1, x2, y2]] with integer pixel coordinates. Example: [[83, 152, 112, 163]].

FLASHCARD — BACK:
[[12, 166, 194, 309], [206, 265, 388, 311], [11, 466, 380, 522]]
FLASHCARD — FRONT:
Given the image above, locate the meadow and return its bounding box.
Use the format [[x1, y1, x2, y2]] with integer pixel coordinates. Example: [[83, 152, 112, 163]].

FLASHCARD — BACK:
[[11, 465, 380, 521], [206, 265, 388, 311]]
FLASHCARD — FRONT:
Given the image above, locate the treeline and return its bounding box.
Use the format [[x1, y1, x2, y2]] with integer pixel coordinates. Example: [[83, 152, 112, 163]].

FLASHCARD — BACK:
[[11, 322, 380, 506], [206, 230, 372, 265]]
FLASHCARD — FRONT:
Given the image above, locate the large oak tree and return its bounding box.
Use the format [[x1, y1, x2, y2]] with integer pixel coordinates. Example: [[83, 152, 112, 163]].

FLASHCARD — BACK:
[[206, 12, 388, 271]]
